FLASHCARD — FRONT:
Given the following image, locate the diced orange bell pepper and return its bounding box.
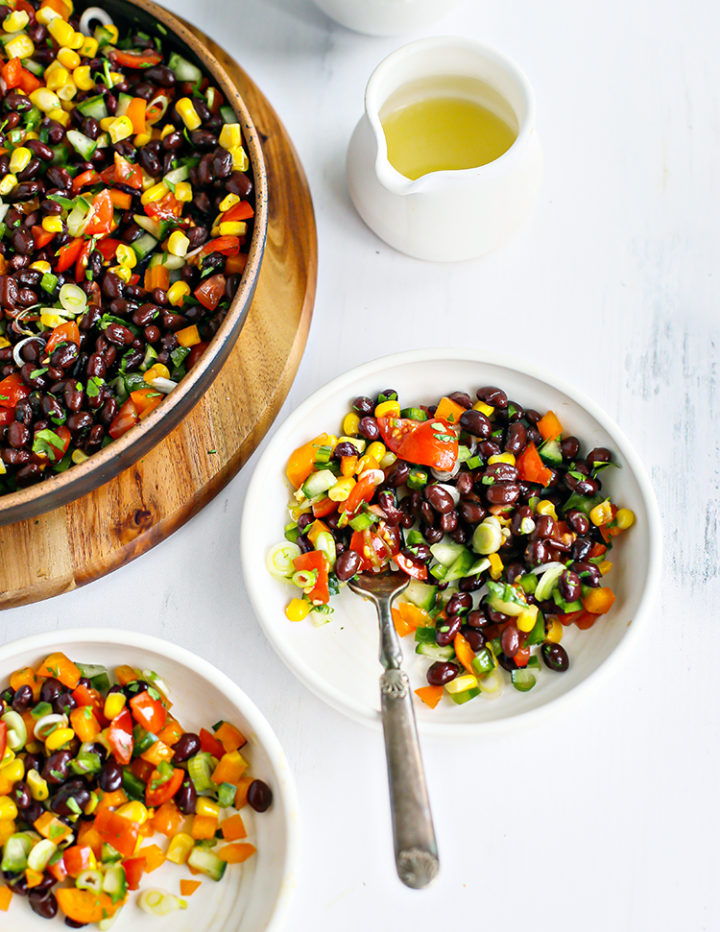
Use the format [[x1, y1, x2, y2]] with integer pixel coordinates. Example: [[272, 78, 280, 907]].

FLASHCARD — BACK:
[[191, 815, 218, 840], [76, 823, 103, 858], [220, 813, 247, 841], [144, 264, 169, 292], [150, 802, 183, 837], [234, 776, 253, 809], [94, 808, 140, 858], [36, 652, 81, 689], [582, 587, 616, 615], [70, 706, 102, 743], [140, 740, 174, 766], [157, 719, 184, 747], [34, 812, 73, 844], [285, 433, 333, 489], [125, 96, 147, 134], [25, 869, 44, 889], [214, 721, 247, 753], [56, 890, 121, 925], [137, 844, 165, 872], [180, 879, 202, 896], [453, 631, 476, 674], [414, 685, 444, 709], [224, 252, 247, 275], [217, 843, 256, 864], [433, 396, 466, 425], [175, 324, 201, 348], [537, 410, 563, 441], [9, 667, 36, 692], [94, 789, 128, 813], [212, 750, 249, 786], [391, 608, 413, 638], [115, 665, 140, 686], [0, 885, 12, 911], [108, 189, 133, 210], [516, 441, 553, 487]]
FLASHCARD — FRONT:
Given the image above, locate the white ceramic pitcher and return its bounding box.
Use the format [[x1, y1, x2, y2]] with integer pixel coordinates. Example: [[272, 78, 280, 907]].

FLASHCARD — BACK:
[[346, 37, 543, 261]]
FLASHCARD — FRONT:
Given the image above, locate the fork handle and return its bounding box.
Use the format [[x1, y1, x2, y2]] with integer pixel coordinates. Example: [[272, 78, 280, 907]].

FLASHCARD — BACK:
[[380, 666, 439, 889]]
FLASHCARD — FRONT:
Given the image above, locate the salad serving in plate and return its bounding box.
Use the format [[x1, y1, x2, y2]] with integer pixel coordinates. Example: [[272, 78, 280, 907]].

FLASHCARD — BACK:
[[242, 350, 661, 732]]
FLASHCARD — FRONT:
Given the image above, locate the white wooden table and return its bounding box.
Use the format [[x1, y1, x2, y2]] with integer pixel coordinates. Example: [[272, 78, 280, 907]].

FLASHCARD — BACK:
[[4, 1, 717, 929]]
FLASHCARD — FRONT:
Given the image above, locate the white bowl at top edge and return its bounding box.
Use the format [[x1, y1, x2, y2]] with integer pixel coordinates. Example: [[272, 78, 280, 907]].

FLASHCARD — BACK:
[[0, 629, 299, 932], [311, 0, 464, 36], [241, 349, 662, 735]]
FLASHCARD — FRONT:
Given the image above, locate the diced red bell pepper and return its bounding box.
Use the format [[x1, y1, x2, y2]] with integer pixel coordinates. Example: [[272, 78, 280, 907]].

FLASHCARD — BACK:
[[113, 152, 143, 189], [392, 552, 428, 580], [145, 766, 184, 807], [74, 239, 94, 283], [72, 169, 100, 192], [71, 682, 104, 717], [221, 201, 254, 223], [108, 398, 140, 440], [516, 441, 553, 487], [55, 237, 84, 274], [1, 57, 22, 89], [107, 710, 134, 765], [194, 274, 226, 311], [46, 321, 80, 355], [0, 721, 7, 759], [199, 235, 241, 257], [110, 49, 163, 68], [95, 808, 139, 859], [44, 425, 71, 463], [340, 473, 378, 518], [18, 67, 41, 94], [377, 417, 458, 471], [122, 857, 146, 891], [32, 225, 56, 250], [311, 497, 337, 518], [0, 373, 30, 408], [84, 189, 114, 236], [292, 550, 330, 604], [63, 846, 96, 878], [187, 342, 208, 371], [199, 727, 225, 759], [129, 690, 167, 734]]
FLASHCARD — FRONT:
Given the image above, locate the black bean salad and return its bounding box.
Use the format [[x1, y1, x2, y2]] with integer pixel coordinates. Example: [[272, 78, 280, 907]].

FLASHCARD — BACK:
[[0, 0, 255, 491], [269, 386, 636, 706], [0, 651, 271, 924]]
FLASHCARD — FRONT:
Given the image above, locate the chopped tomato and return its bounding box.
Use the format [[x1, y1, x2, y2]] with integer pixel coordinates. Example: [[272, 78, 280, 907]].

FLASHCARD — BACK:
[[31, 225, 55, 249], [113, 152, 143, 188], [340, 473, 378, 518], [130, 387, 163, 420], [0, 409, 12, 428], [122, 857, 145, 891], [516, 441, 553, 487], [55, 237, 84, 274], [145, 766, 184, 808], [108, 398, 139, 440], [46, 321, 80, 355], [187, 342, 208, 371], [62, 846, 96, 878], [199, 727, 225, 759], [72, 169, 100, 192], [0, 373, 30, 408], [107, 710, 134, 765], [84, 189, 114, 236], [0, 721, 6, 759], [38, 425, 71, 464], [194, 274, 226, 311], [129, 690, 167, 734], [349, 523, 401, 572], [94, 808, 139, 859], [145, 191, 181, 221], [75, 239, 93, 283], [377, 417, 458, 471], [311, 497, 337, 518], [292, 550, 330, 604], [18, 67, 42, 94], [392, 551, 428, 580], [199, 235, 241, 257], [1, 58, 22, 89], [95, 237, 122, 262], [221, 200, 254, 223], [110, 49, 163, 68]]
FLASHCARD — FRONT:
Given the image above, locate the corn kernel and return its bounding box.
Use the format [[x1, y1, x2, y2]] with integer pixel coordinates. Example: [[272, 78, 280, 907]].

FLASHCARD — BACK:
[[71, 449, 89, 465], [218, 123, 241, 149], [30, 260, 52, 273], [176, 97, 201, 130], [615, 508, 635, 530], [473, 400, 494, 417], [445, 674, 478, 694], [44, 61, 70, 91], [108, 70, 123, 86], [589, 500, 614, 527], [144, 363, 171, 384], [218, 220, 247, 237], [45, 727, 75, 752], [0, 819, 16, 845], [36, 6, 62, 26], [78, 35, 98, 58], [48, 107, 69, 126], [71, 64, 94, 91], [158, 123, 174, 140], [117, 801, 149, 824], [357, 454, 379, 473], [0, 758, 24, 785], [9, 147, 31, 174], [167, 281, 190, 307], [5, 34, 34, 58], [0, 798, 18, 821], [535, 499, 558, 520], [24, 131, 39, 141], [0, 337, 10, 350], [83, 792, 99, 817], [229, 146, 249, 171], [115, 243, 137, 269], [545, 618, 563, 643], [133, 131, 152, 147], [27, 770, 49, 801], [487, 452, 516, 466], [598, 560, 613, 576], [517, 604, 539, 633], [57, 46, 80, 69], [374, 400, 401, 418], [196, 798, 220, 819], [3, 10, 29, 31], [104, 24, 119, 43], [166, 832, 194, 865], [488, 552, 504, 580], [109, 264, 132, 284], [285, 598, 311, 622], [328, 476, 356, 502], [0, 174, 18, 196], [98, 116, 115, 132], [48, 16, 74, 46], [174, 181, 192, 203], [342, 412, 360, 436], [365, 441, 386, 463], [167, 230, 189, 257], [57, 81, 77, 102], [141, 181, 169, 206], [219, 193, 240, 212], [108, 115, 133, 144], [39, 215, 62, 235], [30, 87, 61, 112], [103, 691, 126, 721]]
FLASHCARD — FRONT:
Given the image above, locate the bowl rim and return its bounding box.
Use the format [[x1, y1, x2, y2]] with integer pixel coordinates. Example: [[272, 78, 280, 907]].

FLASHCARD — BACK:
[[0, 626, 300, 932], [0, 0, 268, 527], [241, 346, 663, 735]]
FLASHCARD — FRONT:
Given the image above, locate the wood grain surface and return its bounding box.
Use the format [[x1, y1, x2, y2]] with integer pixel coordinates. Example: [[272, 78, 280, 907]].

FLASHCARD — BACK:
[[0, 24, 317, 609]]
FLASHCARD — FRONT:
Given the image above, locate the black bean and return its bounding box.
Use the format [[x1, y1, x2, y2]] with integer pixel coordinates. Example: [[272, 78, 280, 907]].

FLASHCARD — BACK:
[[27, 138, 54, 161], [561, 436, 580, 460], [525, 539, 549, 566], [425, 484, 455, 514], [559, 569, 581, 602], [506, 562, 526, 584], [11, 684, 33, 712], [51, 781, 91, 817], [575, 478, 599, 496], [570, 538, 592, 562], [29, 890, 58, 920], [465, 610, 488, 628], [532, 515, 556, 539], [99, 759, 123, 792], [455, 471, 474, 496], [172, 733, 201, 763], [565, 508, 590, 535], [14, 781, 31, 810], [247, 779, 273, 812], [505, 421, 527, 455], [422, 524, 443, 544], [39, 677, 63, 704], [459, 408, 491, 438], [476, 386, 508, 408], [52, 691, 75, 716], [335, 549, 361, 581], [485, 482, 520, 505], [162, 130, 183, 151], [7, 421, 30, 449], [4, 90, 33, 112], [9, 181, 42, 200], [458, 499, 486, 524], [226, 170, 252, 198], [542, 643, 569, 672], [358, 416, 379, 441], [500, 623, 521, 658], [426, 661, 458, 686], [42, 750, 73, 785], [439, 511, 458, 533], [436, 615, 462, 646], [483, 462, 518, 483], [447, 391, 473, 409], [461, 626, 486, 652], [11, 228, 34, 255], [572, 561, 601, 587]]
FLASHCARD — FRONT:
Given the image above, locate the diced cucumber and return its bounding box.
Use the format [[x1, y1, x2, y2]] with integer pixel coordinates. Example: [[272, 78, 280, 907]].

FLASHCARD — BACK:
[[101, 843, 122, 863], [535, 564, 565, 601], [552, 588, 582, 613], [511, 668, 537, 692], [187, 752, 217, 796], [519, 573, 538, 595], [1, 834, 34, 873], [115, 93, 133, 117], [187, 846, 227, 881], [525, 610, 546, 646], [77, 94, 109, 121], [133, 214, 169, 240], [27, 839, 57, 872], [442, 548, 476, 582], [102, 863, 127, 903], [168, 51, 203, 83], [539, 439, 563, 465], [415, 642, 455, 661], [429, 537, 467, 567], [219, 105, 236, 124], [301, 469, 337, 499], [140, 345, 158, 372], [448, 686, 480, 705], [131, 233, 158, 261], [164, 165, 190, 187], [148, 251, 185, 271], [485, 581, 525, 617], [471, 647, 497, 676], [404, 580, 438, 612]]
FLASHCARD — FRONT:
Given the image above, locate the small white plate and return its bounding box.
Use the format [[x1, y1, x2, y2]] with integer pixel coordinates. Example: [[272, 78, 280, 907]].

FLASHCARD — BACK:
[[241, 349, 661, 734], [0, 629, 299, 932]]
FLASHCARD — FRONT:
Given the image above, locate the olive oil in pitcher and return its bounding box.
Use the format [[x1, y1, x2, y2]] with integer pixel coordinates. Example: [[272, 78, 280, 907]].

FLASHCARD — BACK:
[[380, 77, 518, 180]]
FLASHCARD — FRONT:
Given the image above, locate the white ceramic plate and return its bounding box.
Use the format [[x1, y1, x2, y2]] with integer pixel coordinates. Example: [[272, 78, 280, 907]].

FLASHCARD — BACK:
[[242, 349, 661, 734], [0, 629, 299, 932]]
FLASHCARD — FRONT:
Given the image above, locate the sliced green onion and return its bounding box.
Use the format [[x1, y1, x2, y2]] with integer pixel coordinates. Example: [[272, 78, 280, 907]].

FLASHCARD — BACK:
[[59, 283, 88, 315], [27, 839, 57, 872], [265, 542, 301, 580], [2, 710, 28, 750], [33, 712, 68, 741], [77, 868, 103, 892], [314, 532, 336, 568], [138, 889, 187, 916], [292, 569, 317, 589]]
